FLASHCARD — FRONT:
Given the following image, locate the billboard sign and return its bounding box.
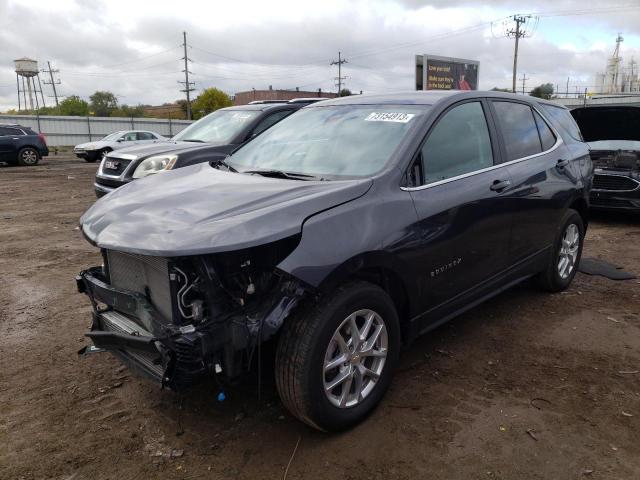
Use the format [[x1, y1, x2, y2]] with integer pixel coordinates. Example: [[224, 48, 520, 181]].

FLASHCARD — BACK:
[[415, 54, 479, 91]]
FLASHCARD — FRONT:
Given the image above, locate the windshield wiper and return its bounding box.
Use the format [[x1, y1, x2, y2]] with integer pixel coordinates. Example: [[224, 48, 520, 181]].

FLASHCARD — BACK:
[[210, 156, 238, 173], [182, 139, 205, 143], [242, 169, 319, 181]]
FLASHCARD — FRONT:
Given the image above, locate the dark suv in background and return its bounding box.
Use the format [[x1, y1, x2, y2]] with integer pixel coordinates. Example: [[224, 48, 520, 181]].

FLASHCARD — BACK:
[[0, 124, 49, 166], [93, 98, 326, 197], [78, 91, 591, 431]]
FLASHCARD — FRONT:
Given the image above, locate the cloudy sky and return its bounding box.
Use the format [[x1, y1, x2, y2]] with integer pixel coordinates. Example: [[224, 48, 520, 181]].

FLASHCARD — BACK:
[[1, 0, 639, 111]]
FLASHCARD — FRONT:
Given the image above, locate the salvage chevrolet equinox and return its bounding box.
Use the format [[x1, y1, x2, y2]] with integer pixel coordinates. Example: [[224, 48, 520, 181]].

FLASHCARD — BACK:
[[77, 91, 592, 431]]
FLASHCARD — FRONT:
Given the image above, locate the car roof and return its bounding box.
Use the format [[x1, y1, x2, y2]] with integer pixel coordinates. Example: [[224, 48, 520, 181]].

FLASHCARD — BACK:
[[309, 90, 561, 108]]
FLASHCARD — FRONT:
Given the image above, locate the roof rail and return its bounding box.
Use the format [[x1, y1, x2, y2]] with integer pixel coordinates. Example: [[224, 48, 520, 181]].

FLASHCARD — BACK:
[[287, 98, 331, 104], [248, 100, 288, 104]]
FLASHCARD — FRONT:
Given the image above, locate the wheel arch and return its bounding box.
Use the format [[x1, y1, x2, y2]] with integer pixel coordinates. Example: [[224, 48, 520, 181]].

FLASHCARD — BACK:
[[316, 251, 416, 344], [568, 196, 589, 230]]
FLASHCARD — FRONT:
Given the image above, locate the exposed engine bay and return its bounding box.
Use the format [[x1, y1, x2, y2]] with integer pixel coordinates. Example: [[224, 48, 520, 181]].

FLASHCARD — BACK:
[[589, 149, 639, 171], [77, 235, 309, 391]]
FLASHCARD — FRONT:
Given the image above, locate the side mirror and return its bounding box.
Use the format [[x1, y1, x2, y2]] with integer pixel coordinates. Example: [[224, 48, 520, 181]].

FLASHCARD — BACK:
[[116, 138, 124, 143]]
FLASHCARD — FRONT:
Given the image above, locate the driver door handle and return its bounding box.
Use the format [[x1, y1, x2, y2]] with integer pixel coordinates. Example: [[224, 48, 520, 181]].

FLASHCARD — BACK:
[[490, 179, 511, 192], [556, 158, 569, 168]]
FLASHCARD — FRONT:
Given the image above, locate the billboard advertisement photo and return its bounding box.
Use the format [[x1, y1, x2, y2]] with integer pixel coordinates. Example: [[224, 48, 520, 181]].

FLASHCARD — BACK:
[[415, 54, 479, 91]]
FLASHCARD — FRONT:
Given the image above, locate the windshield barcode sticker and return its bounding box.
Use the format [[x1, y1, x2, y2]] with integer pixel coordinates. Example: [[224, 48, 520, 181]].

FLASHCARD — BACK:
[[365, 112, 415, 123]]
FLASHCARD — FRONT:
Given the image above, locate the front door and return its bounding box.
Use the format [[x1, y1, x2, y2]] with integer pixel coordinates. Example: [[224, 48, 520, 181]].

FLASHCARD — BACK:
[[403, 100, 513, 327]]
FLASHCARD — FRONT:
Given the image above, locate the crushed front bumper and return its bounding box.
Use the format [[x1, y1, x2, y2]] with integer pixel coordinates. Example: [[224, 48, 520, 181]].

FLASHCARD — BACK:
[[76, 267, 212, 389], [76, 265, 306, 391]]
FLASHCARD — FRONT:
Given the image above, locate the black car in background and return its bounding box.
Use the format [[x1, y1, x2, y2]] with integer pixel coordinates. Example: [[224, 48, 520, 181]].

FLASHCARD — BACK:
[[77, 91, 591, 431], [93, 98, 326, 197], [0, 124, 49, 166], [571, 105, 640, 211]]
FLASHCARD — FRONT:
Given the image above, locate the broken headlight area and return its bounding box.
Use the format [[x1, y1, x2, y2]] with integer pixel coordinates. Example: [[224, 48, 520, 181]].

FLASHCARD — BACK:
[[77, 235, 308, 391]]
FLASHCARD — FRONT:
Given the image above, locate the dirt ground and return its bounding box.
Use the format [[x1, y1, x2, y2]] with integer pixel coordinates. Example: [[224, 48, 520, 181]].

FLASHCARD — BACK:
[[1, 155, 639, 480]]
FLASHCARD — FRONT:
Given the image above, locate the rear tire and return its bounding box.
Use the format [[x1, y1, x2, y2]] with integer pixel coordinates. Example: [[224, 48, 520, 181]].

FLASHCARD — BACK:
[[275, 281, 400, 431], [17, 147, 40, 166], [536, 208, 584, 292]]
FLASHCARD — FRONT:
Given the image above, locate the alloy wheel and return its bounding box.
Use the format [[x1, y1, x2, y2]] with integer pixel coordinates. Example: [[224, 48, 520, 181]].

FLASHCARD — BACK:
[[558, 223, 579, 279], [323, 309, 388, 408], [21, 149, 38, 165]]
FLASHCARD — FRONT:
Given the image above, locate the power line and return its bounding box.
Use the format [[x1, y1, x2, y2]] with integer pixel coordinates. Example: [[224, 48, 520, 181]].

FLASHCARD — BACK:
[[330, 52, 347, 94], [179, 31, 195, 120], [42, 61, 61, 106], [520, 73, 530, 94], [502, 15, 538, 93]]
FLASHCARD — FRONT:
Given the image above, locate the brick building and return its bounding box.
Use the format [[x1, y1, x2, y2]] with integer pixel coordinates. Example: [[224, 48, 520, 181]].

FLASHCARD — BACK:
[[233, 87, 338, 105]]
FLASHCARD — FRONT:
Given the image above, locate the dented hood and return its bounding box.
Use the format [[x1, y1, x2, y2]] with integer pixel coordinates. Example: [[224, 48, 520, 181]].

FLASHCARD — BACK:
[[80, 163, 372, 256]]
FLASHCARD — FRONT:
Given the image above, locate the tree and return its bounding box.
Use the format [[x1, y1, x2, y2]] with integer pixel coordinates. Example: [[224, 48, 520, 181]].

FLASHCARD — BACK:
[[175, 99, 189, 118], [529, 83, 554, 100], [339, 88, 352, 97], [89, 91, 118, 117], [59, 95, 90, 116], [191, 88, 232, 119]]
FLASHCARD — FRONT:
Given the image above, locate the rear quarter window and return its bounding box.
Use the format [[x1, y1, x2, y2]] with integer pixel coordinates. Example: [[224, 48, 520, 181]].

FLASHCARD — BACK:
[[540, 104, 583, 143], [533, 110, 557, 151]]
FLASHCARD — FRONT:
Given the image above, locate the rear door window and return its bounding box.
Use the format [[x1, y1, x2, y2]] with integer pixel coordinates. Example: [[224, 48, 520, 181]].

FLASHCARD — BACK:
[[137, 132, 155, 140], [418, 101, 494, 185], [492, 101, 542, 161]]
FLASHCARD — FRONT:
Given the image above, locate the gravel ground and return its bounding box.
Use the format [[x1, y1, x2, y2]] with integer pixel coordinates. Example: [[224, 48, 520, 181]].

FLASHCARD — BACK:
[[1, 155, 639, 480]]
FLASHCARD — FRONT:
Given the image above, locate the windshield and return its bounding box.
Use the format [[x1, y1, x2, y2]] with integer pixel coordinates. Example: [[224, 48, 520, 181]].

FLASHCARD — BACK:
[[101, 132, 123, 141], [172, 109, 261, 144], [228, 105, 427, 178]]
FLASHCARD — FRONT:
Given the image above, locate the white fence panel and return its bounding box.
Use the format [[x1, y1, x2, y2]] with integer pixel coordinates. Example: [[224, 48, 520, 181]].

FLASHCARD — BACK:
[[0, 114, 192, 146]]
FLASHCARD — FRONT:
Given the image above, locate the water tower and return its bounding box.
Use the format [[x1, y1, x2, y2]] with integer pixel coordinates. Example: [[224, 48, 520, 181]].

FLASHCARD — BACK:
[[14, 58, 46, 111]]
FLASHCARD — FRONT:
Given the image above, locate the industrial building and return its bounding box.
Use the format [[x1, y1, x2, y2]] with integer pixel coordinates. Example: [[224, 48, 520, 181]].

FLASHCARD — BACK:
[[233, 87, 337, 105]]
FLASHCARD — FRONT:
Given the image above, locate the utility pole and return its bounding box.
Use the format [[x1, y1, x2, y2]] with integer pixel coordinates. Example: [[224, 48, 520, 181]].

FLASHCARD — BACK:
[[520, 73, 529, 95], [508, 15, 526, 93], [179, 31, 195, 120], [330, 52, 347, 95], [42, 61, 60, 106], [502, 15, 537, 93]]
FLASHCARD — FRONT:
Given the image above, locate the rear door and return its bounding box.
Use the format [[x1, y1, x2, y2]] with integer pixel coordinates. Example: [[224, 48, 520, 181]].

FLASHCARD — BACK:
[[405, 99, 514, 315], [489, 100, 578, 264]]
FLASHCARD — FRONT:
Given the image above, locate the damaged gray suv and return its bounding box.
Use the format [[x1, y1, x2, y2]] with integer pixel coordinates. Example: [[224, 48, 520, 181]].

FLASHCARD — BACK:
[[77, 91, 591, 431]]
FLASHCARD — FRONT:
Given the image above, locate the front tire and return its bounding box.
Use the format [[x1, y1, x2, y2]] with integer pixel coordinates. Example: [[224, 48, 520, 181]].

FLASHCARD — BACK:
[[275, 281, 400, 431], [536, 208, 584, 292], [86, 149, 109, 163], [17, 147, 40, 166]]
